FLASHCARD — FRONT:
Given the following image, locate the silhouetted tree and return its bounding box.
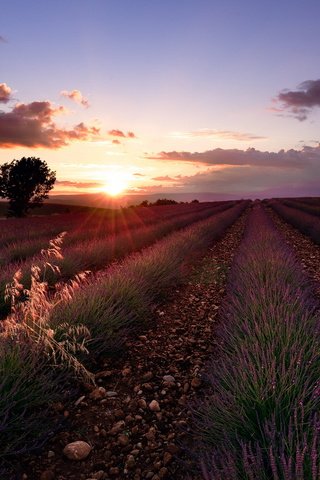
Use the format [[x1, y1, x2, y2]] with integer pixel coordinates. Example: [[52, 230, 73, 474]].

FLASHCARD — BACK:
[[0, 157, 56, 217], [154, 198, 177, 206], [139, 200, 150, 207], [191, 199, 199, 203]]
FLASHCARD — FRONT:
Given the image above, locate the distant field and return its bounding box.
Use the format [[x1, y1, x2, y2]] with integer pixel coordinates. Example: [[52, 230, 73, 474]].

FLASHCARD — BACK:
[[0, 201, 113, 217], [1, 197, 320, 479]]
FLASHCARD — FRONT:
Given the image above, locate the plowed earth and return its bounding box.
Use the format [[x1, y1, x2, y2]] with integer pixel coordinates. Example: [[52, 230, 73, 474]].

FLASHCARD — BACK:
[[21, 213, 248, 480]]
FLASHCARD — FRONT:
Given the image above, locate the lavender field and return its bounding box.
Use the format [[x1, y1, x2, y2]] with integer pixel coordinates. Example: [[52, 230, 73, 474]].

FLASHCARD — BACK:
[[1, 198, 320, 479]]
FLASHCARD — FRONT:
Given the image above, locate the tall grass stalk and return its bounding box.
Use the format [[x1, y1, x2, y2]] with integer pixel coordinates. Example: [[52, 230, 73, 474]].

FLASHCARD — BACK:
[[0, 234, 93, 465]]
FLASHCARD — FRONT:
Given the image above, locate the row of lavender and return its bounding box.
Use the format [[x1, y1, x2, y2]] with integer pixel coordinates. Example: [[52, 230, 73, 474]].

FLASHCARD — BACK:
[[268, 199, 320, 244], [0, 201, 234, 317], [197, 205, 320, 479], [0, 201, 228, 263], [281, 198, 320, 217], [0, 202, 248, 471]]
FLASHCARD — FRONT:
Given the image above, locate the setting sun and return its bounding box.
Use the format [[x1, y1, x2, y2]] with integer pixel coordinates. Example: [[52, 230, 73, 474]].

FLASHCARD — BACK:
[[102, 172, 130, 196]]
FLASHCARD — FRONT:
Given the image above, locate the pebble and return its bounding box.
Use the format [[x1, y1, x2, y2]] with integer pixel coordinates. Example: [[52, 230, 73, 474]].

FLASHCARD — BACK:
[[191, 377, 202, 388], [142, 371, 153, 382], [126, 454, 136, 469], [138, 398, 147, 409], [159, 467, 168, 478], [163, 452, 172, 465], [89, 387, 106, 400], [118, 433, 130, 446], [148, 400, 160, 412], [162, 375, 175, 383], [109, 420, 125, 435], [63, 441, 92, 460], [106, 391, 118, 397], [183, 382, 190, 393]]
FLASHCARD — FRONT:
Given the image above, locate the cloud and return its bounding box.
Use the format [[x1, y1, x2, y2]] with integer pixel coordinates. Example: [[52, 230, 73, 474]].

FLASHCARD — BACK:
[[145, 144, 320, 198], [0, 83, 12, 103], [152, 175, 179, 182], [170, 129, 267, 141], [0, 100, 101, 148], [274, 79, 320, 121], [112, 139, 121, 145], [147, 145, 320, 169], [60, 89, 90, 108], [0, 36, 6, 43], [56, 180, 104, 188], [133, 172, 145, 177], [108, 129, 136, 139]]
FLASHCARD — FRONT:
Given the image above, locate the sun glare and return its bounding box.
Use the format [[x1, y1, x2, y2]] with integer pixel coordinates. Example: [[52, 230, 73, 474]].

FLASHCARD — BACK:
[[102, 172, 129, 196]]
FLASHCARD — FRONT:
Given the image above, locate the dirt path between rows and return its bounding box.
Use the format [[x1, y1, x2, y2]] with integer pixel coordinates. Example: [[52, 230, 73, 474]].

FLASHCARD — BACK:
[[267, 207, 320, 295], [20, 212, 248, 480]]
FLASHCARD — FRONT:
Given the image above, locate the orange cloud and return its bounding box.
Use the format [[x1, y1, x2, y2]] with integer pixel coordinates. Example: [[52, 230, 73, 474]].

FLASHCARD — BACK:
[[60, 89, 90, 108], [108, 129, 136, 139], [0, 83, 12, 103], [108, 129, 126, 137], [0, 100, 100, 148]]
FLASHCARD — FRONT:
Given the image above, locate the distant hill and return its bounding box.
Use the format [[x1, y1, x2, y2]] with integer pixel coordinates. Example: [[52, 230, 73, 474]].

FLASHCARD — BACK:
[[46, 192, 243, 208]]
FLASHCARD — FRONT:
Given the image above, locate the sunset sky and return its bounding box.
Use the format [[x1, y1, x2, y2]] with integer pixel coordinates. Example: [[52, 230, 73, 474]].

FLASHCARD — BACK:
[[1, 0, 320, 200]]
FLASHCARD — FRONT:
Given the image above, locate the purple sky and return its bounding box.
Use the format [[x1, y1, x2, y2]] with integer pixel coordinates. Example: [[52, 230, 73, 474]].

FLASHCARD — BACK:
[[1, 0, 320, 198]]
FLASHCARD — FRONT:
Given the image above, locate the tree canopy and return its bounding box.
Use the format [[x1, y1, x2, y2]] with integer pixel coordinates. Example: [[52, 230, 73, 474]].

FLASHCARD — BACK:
[[0, 157, 56, 217]]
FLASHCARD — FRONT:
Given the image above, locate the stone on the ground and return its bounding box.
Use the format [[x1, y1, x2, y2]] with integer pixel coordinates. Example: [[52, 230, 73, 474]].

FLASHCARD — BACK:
[[149, 399, 160, 412], [63, 441, 92, 460]]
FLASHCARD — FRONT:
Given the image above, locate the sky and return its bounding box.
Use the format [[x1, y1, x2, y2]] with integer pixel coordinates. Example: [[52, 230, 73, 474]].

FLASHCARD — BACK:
[[1, 0, 320, 200]]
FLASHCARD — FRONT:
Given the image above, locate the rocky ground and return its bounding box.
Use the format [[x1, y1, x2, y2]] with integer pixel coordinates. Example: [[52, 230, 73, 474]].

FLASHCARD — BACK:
[[20, 213, 248, 480]]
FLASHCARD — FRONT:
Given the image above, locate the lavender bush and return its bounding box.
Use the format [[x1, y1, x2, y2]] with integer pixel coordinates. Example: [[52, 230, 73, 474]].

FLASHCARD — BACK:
[[197, 205, 320, 479], [0, 201, 236, 317]]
